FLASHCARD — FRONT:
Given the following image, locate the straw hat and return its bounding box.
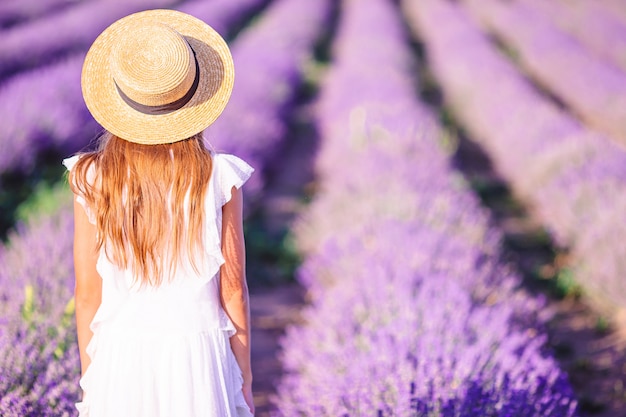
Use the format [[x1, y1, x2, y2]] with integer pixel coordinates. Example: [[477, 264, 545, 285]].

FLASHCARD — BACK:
[[81, 9, 234, 144]]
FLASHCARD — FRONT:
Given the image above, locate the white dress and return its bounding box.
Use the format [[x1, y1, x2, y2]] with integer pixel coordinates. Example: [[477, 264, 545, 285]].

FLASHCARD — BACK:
[[63, 153, 255, 417]]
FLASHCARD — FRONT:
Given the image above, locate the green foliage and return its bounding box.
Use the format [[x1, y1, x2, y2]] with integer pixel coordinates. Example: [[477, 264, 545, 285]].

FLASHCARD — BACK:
[[21, 284, 35, 322], [54, 297, 76, 359], [595, 316, 610, 335], [555, 267, 583, 299], [0, 154, 67, 239], [489, 34, 521, 63], [15, 181, 72, 224], [244, 218, 301, 287], [301, 58, 327, 91]]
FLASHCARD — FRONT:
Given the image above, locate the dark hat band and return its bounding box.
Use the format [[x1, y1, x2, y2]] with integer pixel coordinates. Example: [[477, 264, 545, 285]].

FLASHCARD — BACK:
[[114, 46, 200, 115]]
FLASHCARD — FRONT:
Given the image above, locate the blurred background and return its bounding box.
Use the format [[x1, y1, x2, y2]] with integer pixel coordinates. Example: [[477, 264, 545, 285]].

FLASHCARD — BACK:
[[1, 0, 625, 416]]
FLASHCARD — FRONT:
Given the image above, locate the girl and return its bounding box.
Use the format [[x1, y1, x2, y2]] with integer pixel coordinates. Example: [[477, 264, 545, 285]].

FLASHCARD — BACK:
[[64, 9, 254, 416]]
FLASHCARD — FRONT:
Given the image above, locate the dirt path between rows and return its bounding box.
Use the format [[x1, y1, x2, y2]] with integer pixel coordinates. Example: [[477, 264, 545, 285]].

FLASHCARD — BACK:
[[249, 284, 306, 415], [245, 101, 318, 415]]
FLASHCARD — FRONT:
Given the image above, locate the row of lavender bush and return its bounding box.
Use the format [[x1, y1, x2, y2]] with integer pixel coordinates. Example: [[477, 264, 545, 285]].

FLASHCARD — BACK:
[[274, 0, 578, 415], [403, 0, 626, 316], [462, 0, 626, 145], [517, 0, 626, 73], [0, 0, 184, 82], [0, 0, 265, 175], [597, 0, 626, 27], [0, 0, 85, 30], [207, 0, 332, 199], [0, 202, 79, 416], [0, 0, 331, 413]]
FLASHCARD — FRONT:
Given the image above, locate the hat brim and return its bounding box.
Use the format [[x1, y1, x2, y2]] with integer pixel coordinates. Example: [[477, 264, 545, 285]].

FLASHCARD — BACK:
[[81, 9, 234, 144]]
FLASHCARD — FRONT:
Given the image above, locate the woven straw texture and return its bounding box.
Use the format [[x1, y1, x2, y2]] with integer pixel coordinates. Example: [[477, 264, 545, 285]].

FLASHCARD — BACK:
[[81, 9, 234, 144]]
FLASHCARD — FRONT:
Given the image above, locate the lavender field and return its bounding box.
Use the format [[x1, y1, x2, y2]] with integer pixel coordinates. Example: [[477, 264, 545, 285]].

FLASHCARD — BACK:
[[0, 0, 625, 415]]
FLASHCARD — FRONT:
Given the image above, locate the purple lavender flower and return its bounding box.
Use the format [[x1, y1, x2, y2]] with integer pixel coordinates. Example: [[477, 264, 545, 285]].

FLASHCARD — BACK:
[[0, 0, 183, 81], [518, 0, 626, 73], [177, 0, 268, 39], [274, 0, 577, 414], [0, 0, 82, 29], [207, 0, 332, 199], [0, 205, 81, 416], [403, 0, 626, 310], [462, 0, 626, 144]]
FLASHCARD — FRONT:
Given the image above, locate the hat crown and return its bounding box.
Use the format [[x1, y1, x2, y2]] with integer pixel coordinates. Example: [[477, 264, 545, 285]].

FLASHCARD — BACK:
[[110, 24, 196, 107]]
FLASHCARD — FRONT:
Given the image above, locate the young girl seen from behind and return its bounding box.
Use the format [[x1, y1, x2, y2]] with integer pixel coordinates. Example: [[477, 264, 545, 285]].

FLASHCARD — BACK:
[[65, 10, 254, 417]]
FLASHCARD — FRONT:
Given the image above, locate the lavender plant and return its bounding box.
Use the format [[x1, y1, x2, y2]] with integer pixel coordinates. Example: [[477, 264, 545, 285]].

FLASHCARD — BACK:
[[274, 0, 578, 415], [518, 0, 626, 73], [461, 0, 626, 144], [280, 224, 574, 416], [0, 0, 84, 29], [177, 0, 268, 41], [403, 0, 626, 313], [0, 0, 181, 82], [595, 0, 626, 27], [0, 205, 81, 416], [0, 54, 93, 174], [206, 0, 332, 199]]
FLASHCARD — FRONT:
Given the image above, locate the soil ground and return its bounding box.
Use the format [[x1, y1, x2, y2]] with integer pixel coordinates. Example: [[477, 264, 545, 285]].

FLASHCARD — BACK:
[[246, 103, 317, 416], [249, 284, 306, 416]]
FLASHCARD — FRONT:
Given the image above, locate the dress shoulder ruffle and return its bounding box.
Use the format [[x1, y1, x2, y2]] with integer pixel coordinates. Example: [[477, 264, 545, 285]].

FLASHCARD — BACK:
[[62, 154, 97, 224], [211, 153, 255, 207]]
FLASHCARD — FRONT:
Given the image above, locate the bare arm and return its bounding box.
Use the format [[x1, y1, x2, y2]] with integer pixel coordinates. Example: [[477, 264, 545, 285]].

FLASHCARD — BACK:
[[220, 186, 254, 412], [73, 197, 102, 380]]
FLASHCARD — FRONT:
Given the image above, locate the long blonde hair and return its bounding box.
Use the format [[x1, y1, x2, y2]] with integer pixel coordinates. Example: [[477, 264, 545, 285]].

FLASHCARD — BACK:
[[68, 132, 213, 285]]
